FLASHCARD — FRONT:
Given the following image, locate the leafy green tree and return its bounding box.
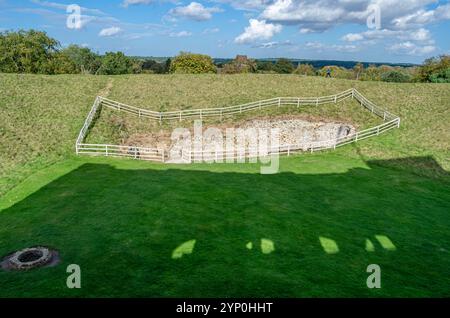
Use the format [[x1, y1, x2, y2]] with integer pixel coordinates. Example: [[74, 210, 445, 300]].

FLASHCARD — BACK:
[[0, 29, 59, 73], [61, 45, 101, 74], [294, 63, 316, 76], [97, 52, 133, 75], [273, 58, 295, 74], [170, 52, 216, 74], [256, 61, 275, 73], [48, 52, 78, 74], [415, 55, 450, 82]]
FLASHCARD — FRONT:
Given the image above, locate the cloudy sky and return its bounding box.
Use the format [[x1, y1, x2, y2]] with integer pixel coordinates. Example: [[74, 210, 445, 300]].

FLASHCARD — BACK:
[[1, 0, 449, 63]]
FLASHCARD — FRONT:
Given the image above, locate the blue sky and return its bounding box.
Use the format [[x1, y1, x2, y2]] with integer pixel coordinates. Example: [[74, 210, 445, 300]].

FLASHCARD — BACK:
[[1, 0, 449, 63]]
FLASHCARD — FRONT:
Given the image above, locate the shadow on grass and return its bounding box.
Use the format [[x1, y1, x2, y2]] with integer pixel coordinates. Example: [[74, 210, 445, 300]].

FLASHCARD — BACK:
[[0, 156, 449, 297]]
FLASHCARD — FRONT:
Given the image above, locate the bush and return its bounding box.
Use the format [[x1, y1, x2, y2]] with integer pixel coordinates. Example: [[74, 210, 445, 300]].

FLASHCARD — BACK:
[[428, 68, 450, 83], [48, 52, 78, 74], [97, 52, 133, 75], [294, 64, 316, 76], [222, 55, 257, 74], [273, 58, 294, 74], [256, 61, 275, 73], [361, 65, 382, 81], [170, 52, 216, 74], [381, 70, 411, 83]]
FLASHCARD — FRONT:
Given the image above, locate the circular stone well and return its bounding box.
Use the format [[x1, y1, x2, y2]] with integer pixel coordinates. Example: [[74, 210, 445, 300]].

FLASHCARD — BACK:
[[1, 246, 59, 271]]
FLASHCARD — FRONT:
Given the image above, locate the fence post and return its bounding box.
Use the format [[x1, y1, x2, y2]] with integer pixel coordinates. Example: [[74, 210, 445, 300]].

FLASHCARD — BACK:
[[278, 98, 281, 107], [397, 118, 401, 128], [159, 113, 162, 125], [316, 98, 319, 106], [259, 100, 262, 109], [377, 126, 380, 135], [355, 133, 359, 142], [179, 111, 182, 122], [134, 147, 138, 159], [106, 145, 109, 157], [334, 95, 337, 103], [287, 146, 290, 156], [383, 112, 386, 121], [297, 98, 300, 108]]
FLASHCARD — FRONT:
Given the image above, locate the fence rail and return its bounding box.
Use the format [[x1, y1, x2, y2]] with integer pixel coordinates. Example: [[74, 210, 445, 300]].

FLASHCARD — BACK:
[[75, 88, 400, 163], [99, 88, 355, 121]]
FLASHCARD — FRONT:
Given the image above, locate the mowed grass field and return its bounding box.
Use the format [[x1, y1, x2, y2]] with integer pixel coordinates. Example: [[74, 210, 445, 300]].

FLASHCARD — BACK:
[[0, 73, 449, 297]]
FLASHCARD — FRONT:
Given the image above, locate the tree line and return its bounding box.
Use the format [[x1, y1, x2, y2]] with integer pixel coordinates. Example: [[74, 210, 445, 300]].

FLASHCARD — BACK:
[[1, 29, 449, 83]]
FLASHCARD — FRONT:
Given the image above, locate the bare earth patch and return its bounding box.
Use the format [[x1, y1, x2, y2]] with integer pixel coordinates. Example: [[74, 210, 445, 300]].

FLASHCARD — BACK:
[[122, 115, 356, 159]]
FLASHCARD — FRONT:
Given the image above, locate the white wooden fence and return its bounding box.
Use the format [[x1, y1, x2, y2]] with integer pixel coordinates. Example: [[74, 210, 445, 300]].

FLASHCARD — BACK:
[[75, 88, 400, 163]]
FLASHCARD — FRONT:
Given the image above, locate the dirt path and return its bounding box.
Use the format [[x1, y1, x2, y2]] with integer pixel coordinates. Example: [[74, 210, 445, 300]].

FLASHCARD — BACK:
[[98, 78, 114, 98]]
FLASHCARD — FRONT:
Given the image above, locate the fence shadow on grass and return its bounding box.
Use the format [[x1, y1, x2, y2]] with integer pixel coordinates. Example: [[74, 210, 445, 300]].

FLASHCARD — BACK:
[[0, 156, 449, 297]]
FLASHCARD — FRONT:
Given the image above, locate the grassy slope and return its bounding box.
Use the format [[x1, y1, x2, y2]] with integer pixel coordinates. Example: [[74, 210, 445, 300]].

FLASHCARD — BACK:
[[0, 73, 449, 297], [0, 74, 109, 196]]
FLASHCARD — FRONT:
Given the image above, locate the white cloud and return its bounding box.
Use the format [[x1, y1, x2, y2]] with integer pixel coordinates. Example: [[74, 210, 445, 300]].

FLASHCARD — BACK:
[[306, 41, 360, 53], [342, 28, 433, 44], [99, 26, 122, 37], [235, 19, 282, 44], [202, 28, 220, 34], [211, 0, 266, 11], [252, 40, 293, 49], [391, 3, 450, 29], [408, 28, 432, 42], [169, 2, 223, 21], [122, 0, 154, 8], [341, 33, 365, 42], [388, 41, 436, 56], [259, 0, 448, 32], [169, 30, 192, 37]]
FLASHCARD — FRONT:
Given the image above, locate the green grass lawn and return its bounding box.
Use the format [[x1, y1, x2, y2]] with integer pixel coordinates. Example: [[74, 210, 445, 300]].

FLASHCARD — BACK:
[[0, 153, 449, 297], [0, 73, 449, 297]]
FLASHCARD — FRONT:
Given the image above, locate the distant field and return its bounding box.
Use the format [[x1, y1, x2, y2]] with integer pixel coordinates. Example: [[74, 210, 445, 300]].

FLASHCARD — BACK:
[[0, 73, 449, 297]]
